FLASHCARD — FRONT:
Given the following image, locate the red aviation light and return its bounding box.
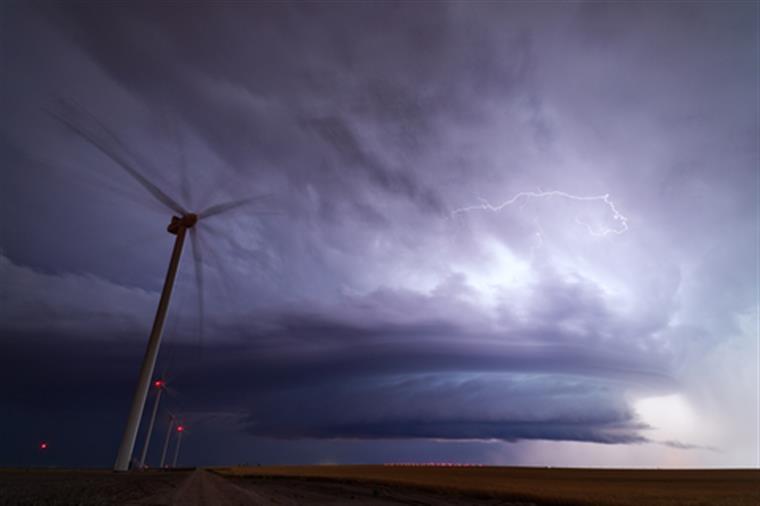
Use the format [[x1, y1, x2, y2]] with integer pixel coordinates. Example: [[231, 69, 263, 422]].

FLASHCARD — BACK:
[[39, 441, 48, 450], [154, 380, 165, 388], [176, 425, 184, 432]]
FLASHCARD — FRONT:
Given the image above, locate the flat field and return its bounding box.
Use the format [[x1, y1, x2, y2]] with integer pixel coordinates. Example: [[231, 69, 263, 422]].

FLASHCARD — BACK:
[[0, 468, 190, 505], [219, 465, 760, 506], [1, 466, 758, 505]]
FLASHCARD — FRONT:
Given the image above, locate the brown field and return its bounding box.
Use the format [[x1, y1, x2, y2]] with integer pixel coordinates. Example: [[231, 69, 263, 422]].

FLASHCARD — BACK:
[[218, 465, 760, 506], [0, 468, 190, 505], [0, 466, 758, 505]]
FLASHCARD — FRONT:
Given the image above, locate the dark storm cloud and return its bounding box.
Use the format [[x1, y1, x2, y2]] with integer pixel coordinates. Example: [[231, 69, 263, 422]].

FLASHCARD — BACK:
[[0, 325, 657, 447], [2, 247, 675, 449], [242, 376, 648, 444], [1, 0, 757, 467], [37, 2, 462, 214], [305, 115, 444, 214]]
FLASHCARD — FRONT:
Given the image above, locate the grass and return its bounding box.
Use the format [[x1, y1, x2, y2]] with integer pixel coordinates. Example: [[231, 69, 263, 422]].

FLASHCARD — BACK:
[[216, 465, 760, 506]]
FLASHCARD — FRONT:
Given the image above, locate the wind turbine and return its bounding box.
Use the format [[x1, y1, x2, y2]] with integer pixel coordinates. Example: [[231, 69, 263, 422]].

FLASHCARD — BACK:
[[138, 379, 166, 469], [172, 422, 186, 468], [159, 412, 176, 469], [48, 100, 269, 471]]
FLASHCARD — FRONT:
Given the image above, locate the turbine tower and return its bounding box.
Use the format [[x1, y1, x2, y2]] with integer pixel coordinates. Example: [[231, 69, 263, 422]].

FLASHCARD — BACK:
[[138, 379, 166, 469], [159, 412, 175, 469], [49, 100, 269, 471], [172, 423, 185, 468]]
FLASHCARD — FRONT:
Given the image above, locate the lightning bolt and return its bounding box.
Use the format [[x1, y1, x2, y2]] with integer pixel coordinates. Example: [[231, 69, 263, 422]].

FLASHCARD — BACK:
[[452, 190, 629, 237]]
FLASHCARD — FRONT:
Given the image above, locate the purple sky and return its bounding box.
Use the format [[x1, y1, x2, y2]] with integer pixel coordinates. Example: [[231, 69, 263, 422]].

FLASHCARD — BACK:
[[1, 1, 758, 468]]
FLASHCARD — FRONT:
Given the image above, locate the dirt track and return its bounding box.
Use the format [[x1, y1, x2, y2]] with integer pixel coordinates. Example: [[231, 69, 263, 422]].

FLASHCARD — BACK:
[[215, 471, 523, 505], [0, 468, 531, 505], [168, 469, 527, 505], [168, 470, 268, 505]]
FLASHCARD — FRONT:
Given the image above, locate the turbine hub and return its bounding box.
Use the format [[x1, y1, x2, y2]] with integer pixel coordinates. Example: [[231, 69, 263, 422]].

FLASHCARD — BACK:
[[167, 213, 198, 234]]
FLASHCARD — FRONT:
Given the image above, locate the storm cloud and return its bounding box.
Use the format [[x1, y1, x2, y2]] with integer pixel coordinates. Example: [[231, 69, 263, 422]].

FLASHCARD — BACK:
[[1, 1, 757, 467]]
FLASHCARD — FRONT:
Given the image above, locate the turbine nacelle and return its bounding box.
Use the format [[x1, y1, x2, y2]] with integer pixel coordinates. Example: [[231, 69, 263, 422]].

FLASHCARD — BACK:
[[167, 213, 198, 234]]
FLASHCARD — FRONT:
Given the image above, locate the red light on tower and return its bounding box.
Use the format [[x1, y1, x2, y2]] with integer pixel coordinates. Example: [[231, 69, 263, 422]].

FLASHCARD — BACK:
[[154, 380, 165, 389], [176, 425, 184, 433], [39, 441, 48, 450]]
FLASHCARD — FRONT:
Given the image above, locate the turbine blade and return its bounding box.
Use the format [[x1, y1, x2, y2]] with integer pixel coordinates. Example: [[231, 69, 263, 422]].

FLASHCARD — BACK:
[[165, 111, 192, 208], [196, 226, 236, 301], [198, 194, 274, 219], [47, 100, 186, 215], [190, 228, 206, 350]]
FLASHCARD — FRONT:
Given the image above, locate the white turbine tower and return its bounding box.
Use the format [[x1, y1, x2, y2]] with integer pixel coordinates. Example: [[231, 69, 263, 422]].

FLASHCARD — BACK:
[[172, 421, 186, 468], [49, 100, 269, 471], [159, 412, 176, 469], [138, 378, 166, 469]]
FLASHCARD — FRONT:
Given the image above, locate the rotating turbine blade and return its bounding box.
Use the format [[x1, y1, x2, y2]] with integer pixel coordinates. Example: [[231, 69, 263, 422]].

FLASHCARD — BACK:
[[195, 224, 236, 301], [165, 111, 192, 209], [190, 228, 206, 349], [47, 100, 186, 215], [198, 194, 274, 219]]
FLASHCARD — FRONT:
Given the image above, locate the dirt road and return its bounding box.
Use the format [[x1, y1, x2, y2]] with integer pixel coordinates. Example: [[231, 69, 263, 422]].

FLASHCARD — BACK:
[[165, 469, 519, 505], [0, 468, 527, 505], [167, 469, 268, 505]]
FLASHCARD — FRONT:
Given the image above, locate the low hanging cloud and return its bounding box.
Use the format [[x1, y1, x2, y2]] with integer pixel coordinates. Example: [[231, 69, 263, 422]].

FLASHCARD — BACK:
[[2, 248, 677, 447], [242, 373, 649, 444]]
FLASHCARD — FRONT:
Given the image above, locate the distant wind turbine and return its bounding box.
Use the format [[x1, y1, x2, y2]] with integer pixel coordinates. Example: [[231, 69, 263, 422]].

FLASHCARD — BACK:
[[138, 378, 166, 469], [172, 421, 186, 468], [48, 99, 271, 471], [159, 412, 176, 469]]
